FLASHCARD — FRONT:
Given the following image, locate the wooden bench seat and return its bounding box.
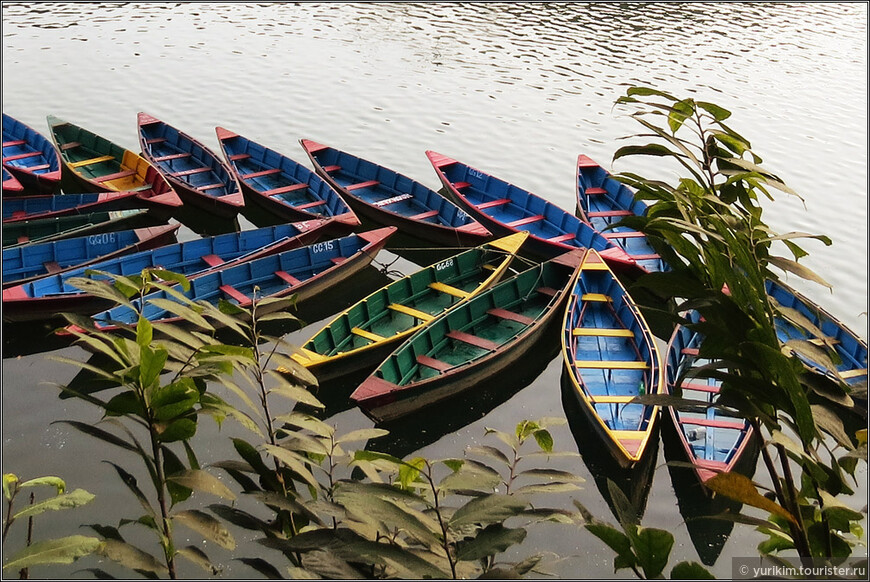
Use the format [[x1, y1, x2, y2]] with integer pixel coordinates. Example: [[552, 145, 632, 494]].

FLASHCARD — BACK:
[[219, 284, 249, 303], [294, 199, 327, 210], [94, 169, 137, 183], [410, 209, 439, 220], [171, 167, 211, 178], [416, 355, 452, 372], [588, 209, 633, 218], [264, 183, 308, 196], [242, 168, 282, 180], [3, 151, 42, 162], [487, 307, 534, 326], [275, 270, 302, 285], [506, 214, 545, 228], [476, 198, 511, 210], [445, 330, 499, 351], [154, 152, 191, 162], [345, 179, 380, 191], [70, 155, 115, 168]]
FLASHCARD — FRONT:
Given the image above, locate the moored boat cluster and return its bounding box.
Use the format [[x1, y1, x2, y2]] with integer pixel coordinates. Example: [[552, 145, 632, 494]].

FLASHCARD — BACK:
[[3, 112, 866, 479]]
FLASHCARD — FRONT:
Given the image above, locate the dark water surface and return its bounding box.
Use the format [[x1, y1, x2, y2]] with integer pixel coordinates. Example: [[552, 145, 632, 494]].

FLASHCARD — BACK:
[[2, 2, 867, 578]]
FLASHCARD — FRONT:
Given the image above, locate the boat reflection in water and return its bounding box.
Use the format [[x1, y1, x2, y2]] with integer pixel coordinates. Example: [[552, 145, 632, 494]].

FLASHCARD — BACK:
[[364, 337, 562, 460], [661, 403, 761, 567], [560, 371, 657, 525], [171, 204, 241, 237]]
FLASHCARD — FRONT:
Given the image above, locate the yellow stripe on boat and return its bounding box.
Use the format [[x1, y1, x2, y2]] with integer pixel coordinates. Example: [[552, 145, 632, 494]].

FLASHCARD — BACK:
[[581, 293, 610, 302], [581, 261, 610, 270], [573, 328, 634, 337], [590, 395, 640, 403], [428, 281, 469, 298], [575, 360, 650, 370], [609, 430, 649, 440], [351, 327, 385, 342], [289, 347, 329, 365], [388, 303, 434, 322], [70, 155, 115, 168], [488, 231, 529, 255]]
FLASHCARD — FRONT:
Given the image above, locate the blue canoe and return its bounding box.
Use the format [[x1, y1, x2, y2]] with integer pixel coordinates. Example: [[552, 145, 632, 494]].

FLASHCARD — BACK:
[[3, 219, 337, 322], [303, 140, 492, 248], [560, 249, 663, 468], [665, 310, 755, 486], [2, 113, 62, 195], [63, 227, 395, 333], [576, 154, 668, 275], [138, 112, 245, 218], [2, 223, 180, 289], [767, 279, 868, 389], [215, 128, 360, 236], [3, 191, 141, 223], [426, 151, 639, 274], [3, 166, 24, 194]]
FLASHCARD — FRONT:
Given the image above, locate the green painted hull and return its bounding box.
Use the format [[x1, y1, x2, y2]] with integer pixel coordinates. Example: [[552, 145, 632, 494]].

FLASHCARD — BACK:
[[352, 250, 583, 423], [287, 232, 529, 383]]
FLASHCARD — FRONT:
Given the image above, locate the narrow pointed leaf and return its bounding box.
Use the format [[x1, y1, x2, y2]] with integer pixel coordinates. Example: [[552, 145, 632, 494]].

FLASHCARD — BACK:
[[12, 488, 95, 520], [167, 469, 236, 500], [97, 540, 167, 576], [448, 494, 529, 528], [173, 509, 236, 549], [176, 545, 218, 575], [704, 472, 797, 524], [1, 535, 102, 570]]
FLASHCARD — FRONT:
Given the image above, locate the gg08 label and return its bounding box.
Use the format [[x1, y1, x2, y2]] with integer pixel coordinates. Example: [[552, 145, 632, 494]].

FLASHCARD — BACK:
[[435, 259, 454, 271], [87, 233, 116, 245]]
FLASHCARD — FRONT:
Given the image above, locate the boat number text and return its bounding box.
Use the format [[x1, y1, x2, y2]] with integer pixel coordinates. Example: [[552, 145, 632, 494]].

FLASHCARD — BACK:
[[87, 233, 116, 245], [467, 169, 484, 180], [310, 240, 335, 253], [435, 259, 454, 271]]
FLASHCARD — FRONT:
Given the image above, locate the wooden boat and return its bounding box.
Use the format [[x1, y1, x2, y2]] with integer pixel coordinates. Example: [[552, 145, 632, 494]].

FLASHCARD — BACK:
[[138, 113, 245, 218], [63, 227, 395, 333], [3, 191, 141, 223], [352, 248, 583, 423], [2, 113, 62, 195], [302, 140, 492, 248], [576, 154, 668, 274], [560, 249, 663, 468], [3, 219, 335, 322], [45, 115, 182, 212], [285, 231, 529, 384], [665, 310, 755, 485], [3, 209, 157, 249], [767, 279, 868, 389], [215, 128, 360, 235], [2, 224, 180, 289], [425, 151, 639, 274], [2, 166, 24, 195]]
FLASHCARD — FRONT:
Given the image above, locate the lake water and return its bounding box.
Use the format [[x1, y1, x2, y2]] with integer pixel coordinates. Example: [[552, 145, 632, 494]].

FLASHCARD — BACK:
[[2, 2, 867, 579]]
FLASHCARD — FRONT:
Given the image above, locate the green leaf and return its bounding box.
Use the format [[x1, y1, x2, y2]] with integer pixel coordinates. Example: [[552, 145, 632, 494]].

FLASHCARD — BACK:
[[631, 526, 674, 579], [135, 316, 152, 348], [167, 469, 236, 500], [668, 98, 694, 133], [267, 373, 324, 409], [671, 561, 715, 579], [455, 523, 527, 561], [176, 545, 218, 575], [2, 535, 102, 571], [155, 418, 197, 443], [262, 445, 320, 491], [18, 476, 66, 494], [139, 344, 168, 390], [448, 494, 529, 528], [12, 488, 95, 521], [97, 539, 167, 576], [334, 491, 441, 550], [336, 428, 390, 445], [235, 557, 282, 579], [438, 460, 501, 495], [585, 522, 635, 570], [104, 391, 145, 418], [697, 101, 731, 121], [105, 462, 156, 520], [532, 429, 554, 453], [173, 509, 236, 550], [151, 378, 199, 420], [151, 269, 191, 291], [704, 472, 797, 525], [3, 473, 18, 500], [626, 86, 677, 100], [768, 257, 831, 289], [467, 445, 511, 467]]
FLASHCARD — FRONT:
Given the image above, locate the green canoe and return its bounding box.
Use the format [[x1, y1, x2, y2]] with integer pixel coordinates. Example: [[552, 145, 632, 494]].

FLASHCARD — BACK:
[[285, 231, 529, 383], [351, 249, 584, 423]]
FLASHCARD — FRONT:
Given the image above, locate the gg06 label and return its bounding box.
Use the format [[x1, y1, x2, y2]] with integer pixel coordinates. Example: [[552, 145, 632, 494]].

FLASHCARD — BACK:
[[87, 233, 116, 245]]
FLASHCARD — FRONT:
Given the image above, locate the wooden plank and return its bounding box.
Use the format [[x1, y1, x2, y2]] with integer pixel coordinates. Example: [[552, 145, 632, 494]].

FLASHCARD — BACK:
[[69, 155, 114, 168], [411, 210, 439, 220], [171, 167, 211, 177], [294, 199, 327, 210], [200, 254, 224, 267], [94, 169, 136, 183], [2, 139, 26, 147], [603, 231, 647, 239], [680, 417, 747, 430], [321, 164, 341, 172], [487, 307, 534, 326], [197, 183, 225, 191], [264, 182, 308, 196], [352, 327, 385, 343], [585, 187, 607, 195], [388, 303, 433, 321], [345, 179, 380, 191], [590, 395, 639, 404], [429, 281, 469, 298], [416, 355, 452, 372], [537, 286, 559, 297], [679, 381, 720, 394], [581, 293, 610, 302], [153, 152, 191, 162], [372, 193, 413, 208], [839, 368, 868, 379], [3, 151, 42, 162], [229, 153, 251, 161], [219, 284, 249, 303], [575, 360, 649, 370], [506, 214, 545, 228], [242, 168, 282, 180], [573, 328, 634, 337], [275, 270, 301, 285], [588, 209, 633, 218], [43, 261, 62, 274], [60, 141, 81, 150], [144, 137, 166, 145], [631, 253, 662, 261], [476, 198, 511, 210], [548, 233, 576, 243], [453, 181, 471, 189], [445, 330, 499, 351]]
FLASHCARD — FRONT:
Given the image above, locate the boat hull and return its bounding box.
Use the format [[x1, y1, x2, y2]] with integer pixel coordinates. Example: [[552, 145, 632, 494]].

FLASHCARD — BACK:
[[2, 113, 62, 195]]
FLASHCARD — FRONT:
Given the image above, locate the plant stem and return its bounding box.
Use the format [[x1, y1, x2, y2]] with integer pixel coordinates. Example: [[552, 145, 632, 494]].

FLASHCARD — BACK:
[[777, 443, 812, 558], [2, 491, 15, 543], [148, 417, 176, 578], [424, 463, 456, 578]]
